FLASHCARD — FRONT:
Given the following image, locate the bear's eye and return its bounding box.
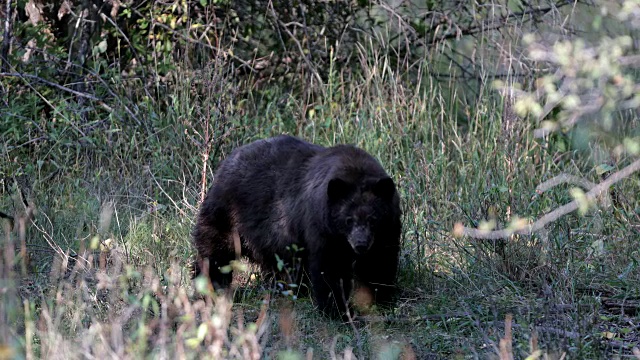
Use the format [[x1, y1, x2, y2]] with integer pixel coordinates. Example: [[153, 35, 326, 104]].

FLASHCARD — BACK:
[[345, 217, 354, 226]]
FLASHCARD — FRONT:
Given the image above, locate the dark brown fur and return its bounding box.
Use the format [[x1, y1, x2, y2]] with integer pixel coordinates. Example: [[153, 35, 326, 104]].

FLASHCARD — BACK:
[[192, 135, 401, 319]]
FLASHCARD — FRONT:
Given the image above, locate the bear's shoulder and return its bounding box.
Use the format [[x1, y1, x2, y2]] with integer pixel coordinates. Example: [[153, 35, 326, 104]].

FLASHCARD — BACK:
[[312, 144, 388, 180]]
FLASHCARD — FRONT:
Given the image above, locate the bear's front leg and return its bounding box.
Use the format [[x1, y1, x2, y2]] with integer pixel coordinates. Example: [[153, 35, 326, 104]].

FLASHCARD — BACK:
[[354, 250, 399, 305], [309, 257, 355, 321]]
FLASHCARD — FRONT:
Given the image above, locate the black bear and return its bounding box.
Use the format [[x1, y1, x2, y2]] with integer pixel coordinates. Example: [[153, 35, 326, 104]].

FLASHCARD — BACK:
[[192, 135, 401, 319]]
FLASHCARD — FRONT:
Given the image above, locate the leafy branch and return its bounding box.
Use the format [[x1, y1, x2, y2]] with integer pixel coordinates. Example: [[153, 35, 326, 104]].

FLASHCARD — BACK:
[[456, 158, 640, 240]]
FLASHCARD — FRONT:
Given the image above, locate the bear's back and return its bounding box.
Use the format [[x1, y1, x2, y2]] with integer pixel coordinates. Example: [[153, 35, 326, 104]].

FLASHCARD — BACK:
[[216, 135, 323, 179], [209, 136, 325, 263]]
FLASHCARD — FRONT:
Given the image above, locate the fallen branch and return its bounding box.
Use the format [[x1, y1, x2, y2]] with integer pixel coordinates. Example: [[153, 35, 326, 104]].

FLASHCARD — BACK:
[[457, 158, 640, 240]]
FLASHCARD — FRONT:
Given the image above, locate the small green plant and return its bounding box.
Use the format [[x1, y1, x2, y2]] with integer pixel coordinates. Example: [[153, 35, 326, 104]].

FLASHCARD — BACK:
[[274, 245, 307, 300]]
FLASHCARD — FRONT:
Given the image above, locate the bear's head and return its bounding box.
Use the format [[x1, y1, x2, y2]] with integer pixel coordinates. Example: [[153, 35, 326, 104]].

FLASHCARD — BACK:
[[327, 176, 397, 255]]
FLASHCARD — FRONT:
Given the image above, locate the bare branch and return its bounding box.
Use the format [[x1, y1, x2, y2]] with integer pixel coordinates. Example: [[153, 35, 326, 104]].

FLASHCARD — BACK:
[[147, 19, 258, 74], [1, 72, 104, 102], [535, 173, 612, 207], [427, 1, 579, 43], [1, 0, 11, 72], [459, 158, 640, 239], [535, 174, 598, 194], [268, 3, 323, 85]]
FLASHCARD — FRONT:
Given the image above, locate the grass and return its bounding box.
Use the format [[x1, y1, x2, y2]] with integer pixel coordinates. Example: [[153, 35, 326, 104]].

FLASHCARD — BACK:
[[2, 9, 640, 360]]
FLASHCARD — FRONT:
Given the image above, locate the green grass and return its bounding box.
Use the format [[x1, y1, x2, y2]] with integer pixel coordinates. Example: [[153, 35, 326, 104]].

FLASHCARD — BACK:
[[3, 19, 640, 360]]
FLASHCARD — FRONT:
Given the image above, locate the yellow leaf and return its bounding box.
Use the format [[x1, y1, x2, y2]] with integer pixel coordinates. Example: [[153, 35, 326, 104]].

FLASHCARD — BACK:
[[601, 331, 616, 339]]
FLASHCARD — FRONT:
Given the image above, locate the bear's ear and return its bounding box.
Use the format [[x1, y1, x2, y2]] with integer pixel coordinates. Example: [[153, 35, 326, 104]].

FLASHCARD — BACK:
[[373, 177, 396, 200], [328, 178, 355, 201]]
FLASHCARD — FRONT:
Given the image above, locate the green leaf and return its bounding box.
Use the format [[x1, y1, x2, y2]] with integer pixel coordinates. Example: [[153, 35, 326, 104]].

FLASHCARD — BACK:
[[185, 338, 201, 349], [197, 323, 208, 340], [595, 163, 614, 175], [570, 187, 590, 215], [97, 40, 107, 53], [277, 350, 303, 360]]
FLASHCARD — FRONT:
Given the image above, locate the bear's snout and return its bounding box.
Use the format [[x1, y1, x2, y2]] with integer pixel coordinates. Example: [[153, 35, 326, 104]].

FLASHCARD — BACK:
[[348, 226, 372, 255]]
